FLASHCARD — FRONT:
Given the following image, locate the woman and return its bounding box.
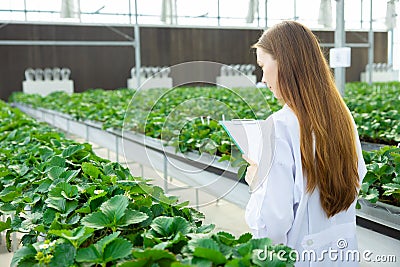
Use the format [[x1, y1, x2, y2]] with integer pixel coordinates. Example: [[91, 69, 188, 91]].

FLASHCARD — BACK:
[[243, 21, 367, 266]]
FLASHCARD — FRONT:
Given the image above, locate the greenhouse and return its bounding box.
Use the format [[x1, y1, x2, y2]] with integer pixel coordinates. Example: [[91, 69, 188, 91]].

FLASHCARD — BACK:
[[0, 0, 399, 266]]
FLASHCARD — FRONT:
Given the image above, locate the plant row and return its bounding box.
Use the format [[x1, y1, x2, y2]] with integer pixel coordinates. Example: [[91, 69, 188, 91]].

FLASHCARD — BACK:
[[344, 81, 400, 145], [0, 100, 294, 266], [8, 83, 400, 207], [10, 83, 400, 152]]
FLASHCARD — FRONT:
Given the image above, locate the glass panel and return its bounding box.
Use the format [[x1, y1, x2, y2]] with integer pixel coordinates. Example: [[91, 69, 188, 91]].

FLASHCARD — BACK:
[[25, 0, 61, 12], [267, 0, 295, 27], [219, 0, 248, 26], [0, 11, 26, 21], [136, 0, 162, 24], [0, 0, 392, 30], [177, 0, 217, 26], [344, 0, 362, 30], [0, 0, 26, 21], [80, 14, 130, 24], [296, 0, 324, 29], [0, 0, 25, 9], [361, 0, 387, 30]]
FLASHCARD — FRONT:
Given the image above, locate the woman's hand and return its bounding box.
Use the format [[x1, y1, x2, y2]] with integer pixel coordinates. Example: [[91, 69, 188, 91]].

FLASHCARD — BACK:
[[242, 154, 258, 187]]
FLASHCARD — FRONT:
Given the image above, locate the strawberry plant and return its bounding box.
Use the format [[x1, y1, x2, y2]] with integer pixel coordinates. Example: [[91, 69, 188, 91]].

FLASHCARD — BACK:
[[359, 146, 400, 207], [0, 100, 294, 266], [10, 87, 280, 160], [344, 82, 400, 145]]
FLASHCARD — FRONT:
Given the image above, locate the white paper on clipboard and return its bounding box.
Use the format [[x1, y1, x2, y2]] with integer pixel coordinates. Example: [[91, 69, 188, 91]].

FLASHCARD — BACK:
[[219, 118, 275, 165]]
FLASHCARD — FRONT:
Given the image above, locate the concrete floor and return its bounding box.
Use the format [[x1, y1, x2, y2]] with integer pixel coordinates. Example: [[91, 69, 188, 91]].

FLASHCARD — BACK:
[[1, 140, 399, 266]]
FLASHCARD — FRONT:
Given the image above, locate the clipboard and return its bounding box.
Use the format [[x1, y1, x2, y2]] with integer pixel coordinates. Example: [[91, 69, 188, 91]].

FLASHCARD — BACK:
[[219, 119, 272, 164]]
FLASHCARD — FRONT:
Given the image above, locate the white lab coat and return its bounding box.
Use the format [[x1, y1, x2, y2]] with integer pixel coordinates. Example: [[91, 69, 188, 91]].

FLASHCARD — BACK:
[[245, 104, 367, 266]]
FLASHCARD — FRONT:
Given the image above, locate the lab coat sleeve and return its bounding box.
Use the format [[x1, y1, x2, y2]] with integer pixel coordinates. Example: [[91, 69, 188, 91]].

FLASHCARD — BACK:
[[245, 136, 295, 245]]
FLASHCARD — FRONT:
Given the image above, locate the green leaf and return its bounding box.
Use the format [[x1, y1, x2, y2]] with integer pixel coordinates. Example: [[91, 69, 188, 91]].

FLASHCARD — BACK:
[[10, 245, 37, 267], [0, 186, 20, 202], [62, 144, 85, 158], [49, 242, 76, 267], [39, 146, 54, 161], [75, 245, 102, 263], [49, 156, 66, 167], [49, 226, 95, 248], [49, 182, 79, 200], [216, 231, 236, 246], [132, 248, 177, 262], [218, 154, 231, 162], [196, 224, 215, 234], [193, 247, 227, 265], [60, 169, 80, 183], [363, 188, 380, 202], [103, 238, 133, 262], [237, 233, 252, 244], [150, 216, 190, 238], [95, 232, 120, 254], [46, 198, 78, 215], [235, 243, 252, 257], [82, 162, 101, 178], [188, 238, 220, 252], [382, 183, 400, 196], [238, 164, 248, 180], [118, 209, 149, 227], [250, 237, 273, 250], [101, 195, 129, 222], [48, 166, 65, 180], [81, 212, 110, 229], [0, 217, 11, 232], [35, 178, 53, 193], [42, 208, 57, 226], [0, 203, 16, 214], [76, 204, 91, 214]]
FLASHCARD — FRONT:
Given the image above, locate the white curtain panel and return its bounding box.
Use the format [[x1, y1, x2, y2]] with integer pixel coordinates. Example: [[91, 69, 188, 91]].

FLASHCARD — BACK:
[[385, 0, 397, 30], [161, 0, 177, 24], [246, 0, 259, 23], [318, 0, 332, 28], [61, 0, 79, 18]]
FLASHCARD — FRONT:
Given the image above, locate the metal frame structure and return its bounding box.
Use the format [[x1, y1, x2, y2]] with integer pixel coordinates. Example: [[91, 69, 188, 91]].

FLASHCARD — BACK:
[[0, 22, 142, 89], [0, 0, 391, 30], [1, 0, 391, 93]]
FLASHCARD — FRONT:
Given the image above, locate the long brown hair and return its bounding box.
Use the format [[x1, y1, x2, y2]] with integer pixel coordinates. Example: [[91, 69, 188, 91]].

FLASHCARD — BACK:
[[253, 21, 360, 217]]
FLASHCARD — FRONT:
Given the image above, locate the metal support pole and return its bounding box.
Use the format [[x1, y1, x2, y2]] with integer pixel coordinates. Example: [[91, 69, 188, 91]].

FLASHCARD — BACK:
[[134, 24, 141, 89], [115, 136, 119, 162], [164, 154, 168, 193], [388, 29, 394, 67], [134, 0, 138, 24], [77, 0, 81, 23], [293, 0, 297, 20], [360, 0, 363, 28], [368, 0, 374, 84], [24, 0, 27, 21], [195, 188, 199, 210], [217, 0, 220, 26], [128, 0, 132, 24], [334, 0, 345, 95]]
